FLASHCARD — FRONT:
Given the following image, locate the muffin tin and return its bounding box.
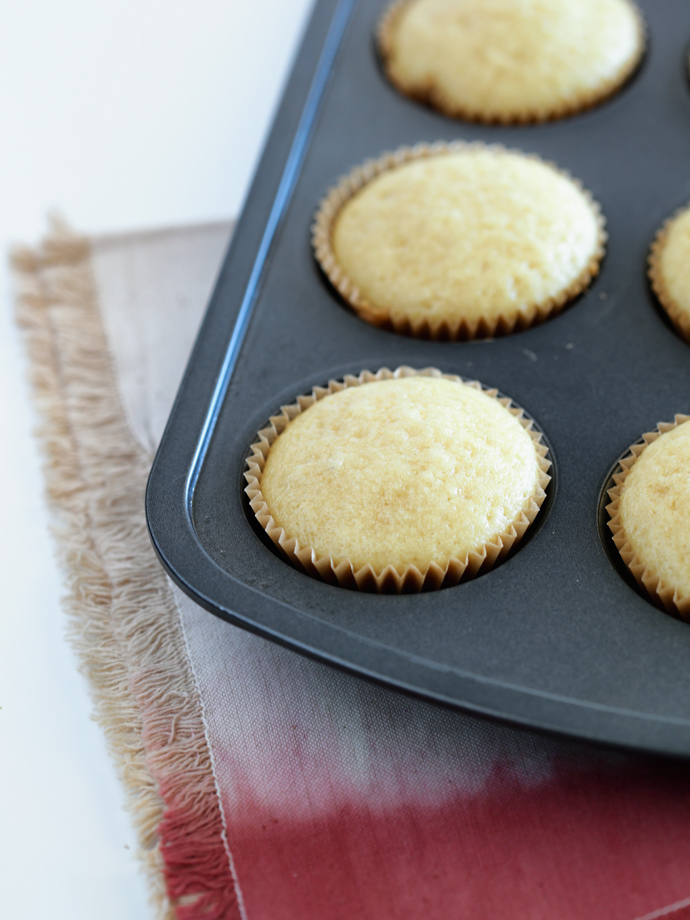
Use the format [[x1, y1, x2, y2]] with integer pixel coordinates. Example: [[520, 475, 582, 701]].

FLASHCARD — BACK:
[[146, 0, 690, 757]]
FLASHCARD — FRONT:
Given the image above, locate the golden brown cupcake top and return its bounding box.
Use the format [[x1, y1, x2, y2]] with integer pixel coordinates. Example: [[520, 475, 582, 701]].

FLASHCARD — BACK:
[[314, 144, 605, 340], [245, 369, 551, 592], [649, 204, 690, 344], [379, 0, 645, 123], [608, 417, 690, 619]]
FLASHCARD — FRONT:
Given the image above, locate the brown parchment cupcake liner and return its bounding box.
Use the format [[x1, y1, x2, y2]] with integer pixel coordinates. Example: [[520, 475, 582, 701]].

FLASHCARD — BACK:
[[244, 366, 551, 594], [648, 204, 690, 346], [606, 414, 690, 620], [312, 141, 607, 341], [376, 0, 646, 125]]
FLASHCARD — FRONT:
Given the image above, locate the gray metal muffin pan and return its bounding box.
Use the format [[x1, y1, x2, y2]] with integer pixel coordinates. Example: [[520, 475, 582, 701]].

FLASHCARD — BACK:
[[146, 0, 690, 757]]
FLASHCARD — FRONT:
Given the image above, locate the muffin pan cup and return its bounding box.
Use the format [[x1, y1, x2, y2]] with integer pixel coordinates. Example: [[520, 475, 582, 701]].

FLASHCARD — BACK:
[[311, 140, 607, 340], [243, 366, 551, 592], [376, 0, 647, 124], [146, 0, 690, 757], [648, 202, 690, 344], [607, 415, 690, 619]]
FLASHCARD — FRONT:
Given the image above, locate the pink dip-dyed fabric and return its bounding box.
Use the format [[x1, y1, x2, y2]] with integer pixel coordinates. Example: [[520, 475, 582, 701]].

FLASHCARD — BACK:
[[176, 588, 690, 920]]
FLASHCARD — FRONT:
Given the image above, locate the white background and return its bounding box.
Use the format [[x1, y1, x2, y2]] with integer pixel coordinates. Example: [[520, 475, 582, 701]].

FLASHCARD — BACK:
[[0, 1, 313, 917]]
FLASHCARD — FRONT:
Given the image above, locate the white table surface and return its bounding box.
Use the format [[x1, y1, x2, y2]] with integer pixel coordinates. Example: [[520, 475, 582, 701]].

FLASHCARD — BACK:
[[0, 1, 313, 917]]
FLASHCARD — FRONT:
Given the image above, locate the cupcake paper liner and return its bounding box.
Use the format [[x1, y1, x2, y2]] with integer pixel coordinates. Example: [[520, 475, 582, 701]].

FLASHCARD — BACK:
[[244, 366, 551, 594], [312, 141, 606, 342], [648, 204, 690, 346], [606, 414, 690, 620], [376, 0, 646, 125]]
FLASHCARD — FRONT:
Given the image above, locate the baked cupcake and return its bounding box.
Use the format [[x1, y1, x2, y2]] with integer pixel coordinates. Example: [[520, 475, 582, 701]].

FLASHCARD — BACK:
[[244, 367, 551, 592], [378, 0, 645, 123], [607, 416, 690, 619], [313, 143, 605, 340], [648, 203, 690, 344]]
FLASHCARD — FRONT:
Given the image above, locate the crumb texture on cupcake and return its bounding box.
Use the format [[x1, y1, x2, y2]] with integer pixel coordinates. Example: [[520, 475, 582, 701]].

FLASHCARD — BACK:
[[649, 204, 690, 344], [608, 417, 690, 618], [317, 145, 604, 340], [379, 0, 644, 122], [245, 369, 550, 592]]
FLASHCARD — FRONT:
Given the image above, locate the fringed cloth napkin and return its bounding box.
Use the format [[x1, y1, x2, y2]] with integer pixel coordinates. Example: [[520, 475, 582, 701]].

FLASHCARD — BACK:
[[12, 220, 690, 920]]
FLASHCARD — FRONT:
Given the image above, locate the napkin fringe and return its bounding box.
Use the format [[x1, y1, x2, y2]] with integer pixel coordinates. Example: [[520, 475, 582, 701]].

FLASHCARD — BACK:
[[12, 217, 240, 920]]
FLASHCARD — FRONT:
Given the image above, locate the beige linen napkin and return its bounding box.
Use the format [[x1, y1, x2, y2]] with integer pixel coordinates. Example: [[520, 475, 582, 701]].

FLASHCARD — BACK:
[[13, 220, 236, 919], [14, 219, 690, 920]]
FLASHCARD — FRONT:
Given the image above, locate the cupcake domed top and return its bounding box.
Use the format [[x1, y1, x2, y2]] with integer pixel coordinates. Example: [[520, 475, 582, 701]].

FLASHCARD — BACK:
[[379, 0, 645, 123], [257, 374, 547, 574], [610, 419, 690, 616], [649, 204, 690, 344], [314, 144, 605, 339]]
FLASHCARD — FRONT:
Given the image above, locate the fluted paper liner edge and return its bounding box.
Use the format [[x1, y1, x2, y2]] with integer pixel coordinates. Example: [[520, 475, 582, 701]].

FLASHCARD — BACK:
[[648, 203, 690, 346], [606, 414, 690, 619], [244, 366, 551, 593], [312, 141, 607, 341], [376, 0, 646, 125]]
